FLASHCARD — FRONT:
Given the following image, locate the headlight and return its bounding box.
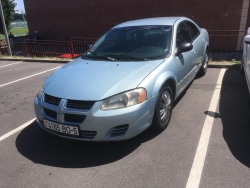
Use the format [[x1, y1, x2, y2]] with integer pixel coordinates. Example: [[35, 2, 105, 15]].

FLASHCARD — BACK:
[[37, 84, 44, 99], [101, 88, 147, 110]]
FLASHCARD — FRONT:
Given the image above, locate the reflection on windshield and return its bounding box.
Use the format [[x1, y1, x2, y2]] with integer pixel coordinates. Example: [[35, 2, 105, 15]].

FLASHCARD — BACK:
[[83, 26, 172, 61]]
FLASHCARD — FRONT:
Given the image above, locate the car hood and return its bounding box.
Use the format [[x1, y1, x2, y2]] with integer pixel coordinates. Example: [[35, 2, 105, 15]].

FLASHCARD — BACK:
[[44, 58, 164, 100]]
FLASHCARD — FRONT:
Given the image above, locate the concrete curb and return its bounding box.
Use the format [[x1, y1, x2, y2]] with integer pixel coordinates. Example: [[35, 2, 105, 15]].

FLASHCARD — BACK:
[[0, 58, 71, 63], [0, 58, 241, 68], [208, 63, 240, 69]]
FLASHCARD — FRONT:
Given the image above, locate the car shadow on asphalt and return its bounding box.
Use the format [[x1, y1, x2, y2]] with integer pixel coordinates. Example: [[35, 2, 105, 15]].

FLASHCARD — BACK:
[[173, 80, 193, 108], [15, 120, 163, 168], [220, 66, 250, 167]]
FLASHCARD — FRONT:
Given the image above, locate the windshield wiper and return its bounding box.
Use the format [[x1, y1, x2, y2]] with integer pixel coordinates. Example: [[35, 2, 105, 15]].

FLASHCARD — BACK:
[[119, 54, 149, 61], [102, 54, 148, 61], [97, 55, 117, 61], [84, 52, 117, 61], [89, 53, 148, 61], [107, 56, 117, 61]]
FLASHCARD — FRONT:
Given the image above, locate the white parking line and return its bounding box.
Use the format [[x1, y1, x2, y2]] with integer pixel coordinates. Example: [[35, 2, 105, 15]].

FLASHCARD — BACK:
[[186, 69, 226, 188], [0, 66, 61, 88], [0, 61, 23, 68], [0, 118, 36, 142]]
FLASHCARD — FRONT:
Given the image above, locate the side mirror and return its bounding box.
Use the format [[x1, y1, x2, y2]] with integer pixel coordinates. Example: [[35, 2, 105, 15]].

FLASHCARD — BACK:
[[176, 42, 193, 56], [245, 35, 250, 44], [86, 44, 92, 50]]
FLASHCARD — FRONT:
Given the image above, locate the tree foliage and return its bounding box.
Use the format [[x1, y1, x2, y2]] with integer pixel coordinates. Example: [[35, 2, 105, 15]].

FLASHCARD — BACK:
[[0, 0, 16, 34]]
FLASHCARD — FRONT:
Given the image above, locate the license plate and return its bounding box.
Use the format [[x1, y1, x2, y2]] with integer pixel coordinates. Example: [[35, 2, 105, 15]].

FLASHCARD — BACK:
[[44, 119, 79, 136]]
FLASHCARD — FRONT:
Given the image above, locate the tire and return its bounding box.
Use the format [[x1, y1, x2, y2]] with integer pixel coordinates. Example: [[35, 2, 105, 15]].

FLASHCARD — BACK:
[[197, 51, 208, 77], [152, 86, 173, 131]]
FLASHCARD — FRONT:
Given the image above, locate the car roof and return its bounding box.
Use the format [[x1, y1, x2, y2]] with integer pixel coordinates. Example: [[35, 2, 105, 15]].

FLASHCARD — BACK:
[[113, 17, 183, 28]]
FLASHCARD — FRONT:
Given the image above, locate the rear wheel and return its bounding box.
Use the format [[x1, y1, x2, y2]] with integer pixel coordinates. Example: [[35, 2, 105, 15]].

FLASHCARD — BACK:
[[152, 86, 173, 131], [240, 59, 245, 75], [240, 64, 244, 75], [197, 51, 208, 77]]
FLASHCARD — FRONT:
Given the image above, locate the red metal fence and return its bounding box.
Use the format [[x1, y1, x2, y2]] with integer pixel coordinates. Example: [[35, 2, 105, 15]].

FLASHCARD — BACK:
[[0, 30, 246, 61], [71, 37, 98, 56]]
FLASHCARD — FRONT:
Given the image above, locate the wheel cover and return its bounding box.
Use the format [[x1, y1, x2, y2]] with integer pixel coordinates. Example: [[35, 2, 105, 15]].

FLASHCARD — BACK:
[[159, 91, 171, 123]]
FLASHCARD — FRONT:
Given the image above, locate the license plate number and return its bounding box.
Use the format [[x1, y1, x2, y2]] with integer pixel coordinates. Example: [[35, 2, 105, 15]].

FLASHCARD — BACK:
[[44, 119, 79, 136]]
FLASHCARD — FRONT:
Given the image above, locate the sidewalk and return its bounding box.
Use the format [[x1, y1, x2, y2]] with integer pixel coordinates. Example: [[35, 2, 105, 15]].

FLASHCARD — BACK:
[[208, 61, 241, 68], [0, 57, 71, 63]]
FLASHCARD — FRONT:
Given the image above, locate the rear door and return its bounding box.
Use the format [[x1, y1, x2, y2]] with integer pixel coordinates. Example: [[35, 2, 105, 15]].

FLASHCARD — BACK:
[[184, 21, 203, 73], [174, 22, 194, 93]]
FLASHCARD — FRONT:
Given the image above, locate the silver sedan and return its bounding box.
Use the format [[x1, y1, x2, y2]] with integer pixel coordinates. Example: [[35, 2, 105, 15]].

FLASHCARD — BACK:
[[34, 17, 209, 141]]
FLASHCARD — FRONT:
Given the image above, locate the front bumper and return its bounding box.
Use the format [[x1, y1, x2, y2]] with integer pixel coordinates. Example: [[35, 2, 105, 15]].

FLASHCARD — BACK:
[[34, 94, 158, 141]]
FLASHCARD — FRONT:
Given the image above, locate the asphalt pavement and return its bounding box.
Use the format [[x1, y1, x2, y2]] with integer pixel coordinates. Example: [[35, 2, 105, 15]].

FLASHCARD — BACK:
[[0, 60, 249, 188]]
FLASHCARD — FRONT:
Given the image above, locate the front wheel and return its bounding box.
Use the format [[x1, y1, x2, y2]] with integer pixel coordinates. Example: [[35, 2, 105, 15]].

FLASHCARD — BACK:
[[152, 86, 173, 131], [197, 51, 208, 77]]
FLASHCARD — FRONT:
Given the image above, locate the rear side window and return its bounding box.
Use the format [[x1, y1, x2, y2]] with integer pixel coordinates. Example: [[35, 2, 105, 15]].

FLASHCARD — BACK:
[[184, 21, 200, 41], [176, 22, 191, 48]]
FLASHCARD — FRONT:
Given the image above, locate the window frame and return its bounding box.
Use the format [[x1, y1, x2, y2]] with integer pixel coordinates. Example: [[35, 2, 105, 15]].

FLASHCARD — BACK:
[[184, 20, 201, 42], [176, 21, 192, 48]]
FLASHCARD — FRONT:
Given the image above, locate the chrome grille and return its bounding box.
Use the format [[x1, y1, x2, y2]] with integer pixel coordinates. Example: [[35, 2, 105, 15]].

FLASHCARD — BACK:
[[64, 114, 86, 123], [107, 124, 129, 138], [80, 130, 97, 139], [66, 100, 95, 110], [44, 94, 61, 106], [43, 108, 57, 119]]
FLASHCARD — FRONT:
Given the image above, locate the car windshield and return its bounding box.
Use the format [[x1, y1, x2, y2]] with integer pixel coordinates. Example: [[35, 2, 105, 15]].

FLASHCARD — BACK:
[[82, 25, 172, 61]]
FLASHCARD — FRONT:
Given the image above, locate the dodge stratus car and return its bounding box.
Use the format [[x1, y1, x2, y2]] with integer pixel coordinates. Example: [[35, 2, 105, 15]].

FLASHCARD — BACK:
[[34, 17, 209, 141]]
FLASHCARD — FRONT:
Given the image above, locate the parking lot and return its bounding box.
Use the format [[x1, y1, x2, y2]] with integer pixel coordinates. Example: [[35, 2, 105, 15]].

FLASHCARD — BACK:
[[0, 60, 250, 188]]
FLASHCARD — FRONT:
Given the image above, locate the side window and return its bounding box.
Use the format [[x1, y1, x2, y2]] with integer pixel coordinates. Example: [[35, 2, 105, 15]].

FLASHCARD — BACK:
[[184, 21, 200, 41], [176, 22, 191, 48]]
